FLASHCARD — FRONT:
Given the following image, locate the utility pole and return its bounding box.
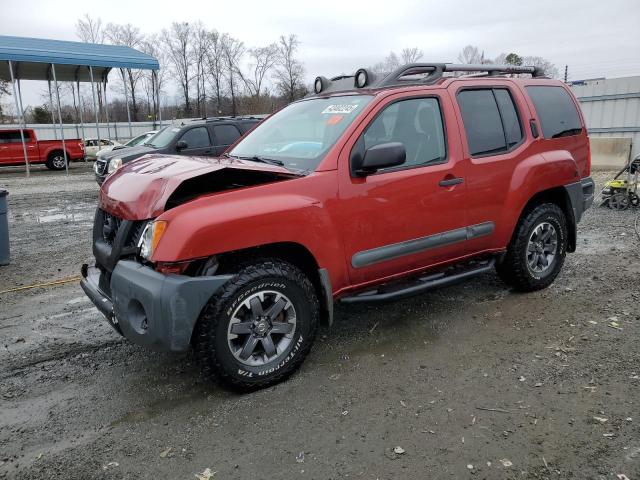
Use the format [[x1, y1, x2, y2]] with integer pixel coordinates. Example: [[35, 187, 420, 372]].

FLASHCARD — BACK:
[[564, 65, 568, 83]]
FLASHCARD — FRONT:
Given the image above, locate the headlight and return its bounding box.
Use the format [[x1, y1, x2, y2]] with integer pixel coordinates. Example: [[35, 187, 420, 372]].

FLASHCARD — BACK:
[[138, 221, 167, 260], [107, 158, 123, 174]]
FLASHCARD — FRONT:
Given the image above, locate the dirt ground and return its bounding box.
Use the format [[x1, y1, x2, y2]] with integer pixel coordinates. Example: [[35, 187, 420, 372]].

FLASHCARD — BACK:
[[0, 165, 638, 480]]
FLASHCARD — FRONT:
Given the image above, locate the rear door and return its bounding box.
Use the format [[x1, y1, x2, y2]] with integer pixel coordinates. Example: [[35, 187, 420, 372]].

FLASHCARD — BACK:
[[176, 126, 213, 156], [211, 124, 243, 156], [337, 91, 470, 285], [450, 82, 529, 254]]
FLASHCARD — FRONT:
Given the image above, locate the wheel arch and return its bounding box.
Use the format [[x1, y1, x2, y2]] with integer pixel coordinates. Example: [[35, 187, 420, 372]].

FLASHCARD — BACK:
[[214, 242, 334, 325], [517, 186, 577, 252]]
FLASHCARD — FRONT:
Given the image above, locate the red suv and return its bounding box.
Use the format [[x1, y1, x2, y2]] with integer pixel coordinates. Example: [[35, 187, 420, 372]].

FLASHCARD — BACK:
[[81, 63, 594, 390]]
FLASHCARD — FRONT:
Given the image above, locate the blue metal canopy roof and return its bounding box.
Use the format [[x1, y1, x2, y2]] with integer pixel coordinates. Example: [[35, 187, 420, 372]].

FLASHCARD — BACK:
[[0, 35, 159, 82]]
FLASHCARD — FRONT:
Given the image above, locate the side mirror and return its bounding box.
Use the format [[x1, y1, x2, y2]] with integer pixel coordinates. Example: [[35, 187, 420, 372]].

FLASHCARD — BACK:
[[353, 142, 406, 176], [176, 140, 188, 151]]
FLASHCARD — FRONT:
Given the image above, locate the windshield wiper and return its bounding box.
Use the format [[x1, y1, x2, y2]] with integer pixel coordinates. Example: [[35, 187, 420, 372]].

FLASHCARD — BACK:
[[233, 155, 285, 167]]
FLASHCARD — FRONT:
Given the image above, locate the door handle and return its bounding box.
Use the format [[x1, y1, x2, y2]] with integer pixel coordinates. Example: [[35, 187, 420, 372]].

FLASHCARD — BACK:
[[439, 177, 464, 187]]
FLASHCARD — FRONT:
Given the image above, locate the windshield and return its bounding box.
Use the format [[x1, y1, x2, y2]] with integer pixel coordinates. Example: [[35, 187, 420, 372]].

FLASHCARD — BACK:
[[125, 132, 152, 147], [229, 95, 372, 172], [144, 126, 181, 148]]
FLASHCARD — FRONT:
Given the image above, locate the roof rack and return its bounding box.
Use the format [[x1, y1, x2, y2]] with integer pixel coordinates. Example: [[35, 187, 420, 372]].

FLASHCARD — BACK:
[[312, 63, 545, 95], [188, 115, 268, 122]]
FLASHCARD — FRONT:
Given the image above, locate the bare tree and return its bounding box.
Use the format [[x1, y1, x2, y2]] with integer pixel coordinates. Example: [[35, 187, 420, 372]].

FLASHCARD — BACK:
[[141, 35, 168, 121], [243, 44, 278, 100], [192, 22, 209, 117], [221, 34, 245, 116], [522, 56, 559, 78], [0, 80, 10, 120], [75, 14, 105, 43], [401, 47, 424, 64], [371, 51, 400, 74], [105, 23, 144, 120], [205, 30, 226, 114], [274, 34, 305, 103], [457, 45, 482, 64], [162, 22, 194, 115], [75, 14, 106, 120]]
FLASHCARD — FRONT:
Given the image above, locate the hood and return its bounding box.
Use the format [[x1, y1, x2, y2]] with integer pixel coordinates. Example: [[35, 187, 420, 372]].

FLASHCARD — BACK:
[[99, 154, 298, 220], [99, 145, 155, 161]]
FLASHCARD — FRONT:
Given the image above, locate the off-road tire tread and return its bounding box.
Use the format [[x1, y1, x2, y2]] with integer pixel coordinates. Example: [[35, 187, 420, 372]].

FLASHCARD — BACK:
[[194, 258, 319, 391], [496, 203, 567, 292]]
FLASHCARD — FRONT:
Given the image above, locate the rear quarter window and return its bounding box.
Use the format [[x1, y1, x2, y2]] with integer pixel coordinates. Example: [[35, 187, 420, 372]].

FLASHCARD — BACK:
[[526, 86, 583, 139]]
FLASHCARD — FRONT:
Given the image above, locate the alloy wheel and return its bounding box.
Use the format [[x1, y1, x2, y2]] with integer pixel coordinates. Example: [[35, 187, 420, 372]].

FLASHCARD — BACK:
[[227, 290, 297, 366], [52, 155, 66, 169], [526, 222, 558, 274]]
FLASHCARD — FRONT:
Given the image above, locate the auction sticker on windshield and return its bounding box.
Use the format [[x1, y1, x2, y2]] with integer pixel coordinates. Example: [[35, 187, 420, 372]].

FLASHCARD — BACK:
[[321, 104, 359, 114]]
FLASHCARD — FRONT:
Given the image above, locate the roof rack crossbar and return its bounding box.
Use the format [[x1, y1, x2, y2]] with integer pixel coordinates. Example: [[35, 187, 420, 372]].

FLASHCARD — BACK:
[[377, 63, 544, 88]]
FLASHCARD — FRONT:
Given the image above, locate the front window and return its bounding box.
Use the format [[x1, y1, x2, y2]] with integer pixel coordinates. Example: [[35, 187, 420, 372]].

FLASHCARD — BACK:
[[145, 126, 181, 148], [229, 95, 373, 172]]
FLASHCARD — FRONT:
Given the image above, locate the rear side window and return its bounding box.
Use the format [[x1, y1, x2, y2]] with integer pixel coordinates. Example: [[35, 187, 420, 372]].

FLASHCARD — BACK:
[[457, 88, 523, 156], [458, 90, 506, 156], [526, 86, 582, 139], [213, 125, 241, 146], [179, 127, 211, 148]]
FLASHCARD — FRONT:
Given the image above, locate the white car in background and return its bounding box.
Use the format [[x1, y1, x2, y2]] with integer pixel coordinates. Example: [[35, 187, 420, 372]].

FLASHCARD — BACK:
[[84, 138, 121, 160], [95, 131, 158, 160]]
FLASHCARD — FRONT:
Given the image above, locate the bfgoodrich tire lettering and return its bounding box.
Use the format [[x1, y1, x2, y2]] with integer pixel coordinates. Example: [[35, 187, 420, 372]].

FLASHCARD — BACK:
[[496, 203, 568, 292], [194, 259, 319, 391]]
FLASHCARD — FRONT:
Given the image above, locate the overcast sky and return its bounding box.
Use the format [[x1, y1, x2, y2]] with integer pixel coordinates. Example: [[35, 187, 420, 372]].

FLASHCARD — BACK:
[[1, 0, 639, 108]]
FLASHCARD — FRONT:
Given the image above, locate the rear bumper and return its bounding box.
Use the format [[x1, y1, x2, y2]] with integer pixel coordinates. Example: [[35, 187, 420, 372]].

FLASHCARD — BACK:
[[564, 176, 594, 223], [81, 260, 232, 352]]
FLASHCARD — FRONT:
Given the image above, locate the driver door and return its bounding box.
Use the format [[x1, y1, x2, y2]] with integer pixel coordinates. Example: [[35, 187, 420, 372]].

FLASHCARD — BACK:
[[176, 126, 213, 156], [337, 93, 470, 285]]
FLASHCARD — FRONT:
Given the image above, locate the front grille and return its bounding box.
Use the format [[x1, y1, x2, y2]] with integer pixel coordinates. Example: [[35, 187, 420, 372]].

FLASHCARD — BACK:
[[128, 220, 146, 247], [101, 211, 122, 245], [95, 160, 107, 175], [99, 209, 146, 248]]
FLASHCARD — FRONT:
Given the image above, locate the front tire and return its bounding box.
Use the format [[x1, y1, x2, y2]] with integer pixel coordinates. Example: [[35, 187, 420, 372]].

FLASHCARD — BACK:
[[496, 203, 568, 292], [194, 259, 319, 391]]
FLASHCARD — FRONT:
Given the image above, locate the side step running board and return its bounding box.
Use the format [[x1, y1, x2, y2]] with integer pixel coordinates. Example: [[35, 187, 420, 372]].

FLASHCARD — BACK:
[[340, 258, 496, 304]]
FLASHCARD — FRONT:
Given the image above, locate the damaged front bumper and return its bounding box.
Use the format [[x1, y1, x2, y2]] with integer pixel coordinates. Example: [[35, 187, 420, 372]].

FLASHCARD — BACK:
[[80, 260, 232, 352]]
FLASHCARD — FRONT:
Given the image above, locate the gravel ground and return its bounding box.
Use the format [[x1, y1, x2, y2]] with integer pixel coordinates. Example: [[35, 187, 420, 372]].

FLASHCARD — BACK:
[[0, 167, 638, 480]]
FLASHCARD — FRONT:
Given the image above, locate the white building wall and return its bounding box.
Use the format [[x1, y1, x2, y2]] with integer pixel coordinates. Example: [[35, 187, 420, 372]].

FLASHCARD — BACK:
[[570, 76, 640, 160]]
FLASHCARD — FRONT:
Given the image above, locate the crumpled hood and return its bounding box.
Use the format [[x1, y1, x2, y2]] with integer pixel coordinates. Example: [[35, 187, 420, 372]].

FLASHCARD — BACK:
[[99, 154, 296, 220]]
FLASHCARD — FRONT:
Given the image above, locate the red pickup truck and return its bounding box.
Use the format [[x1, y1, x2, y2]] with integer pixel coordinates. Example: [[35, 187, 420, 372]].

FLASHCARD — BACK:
[[82, 63, 594, 391], [0, 129, 85, 170]]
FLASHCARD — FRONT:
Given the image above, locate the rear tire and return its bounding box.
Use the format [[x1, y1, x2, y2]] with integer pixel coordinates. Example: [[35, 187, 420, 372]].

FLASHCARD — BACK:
[[496, 203, 568, 292], [45, 151, 67, 170], [194, 259, 319, 391]]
